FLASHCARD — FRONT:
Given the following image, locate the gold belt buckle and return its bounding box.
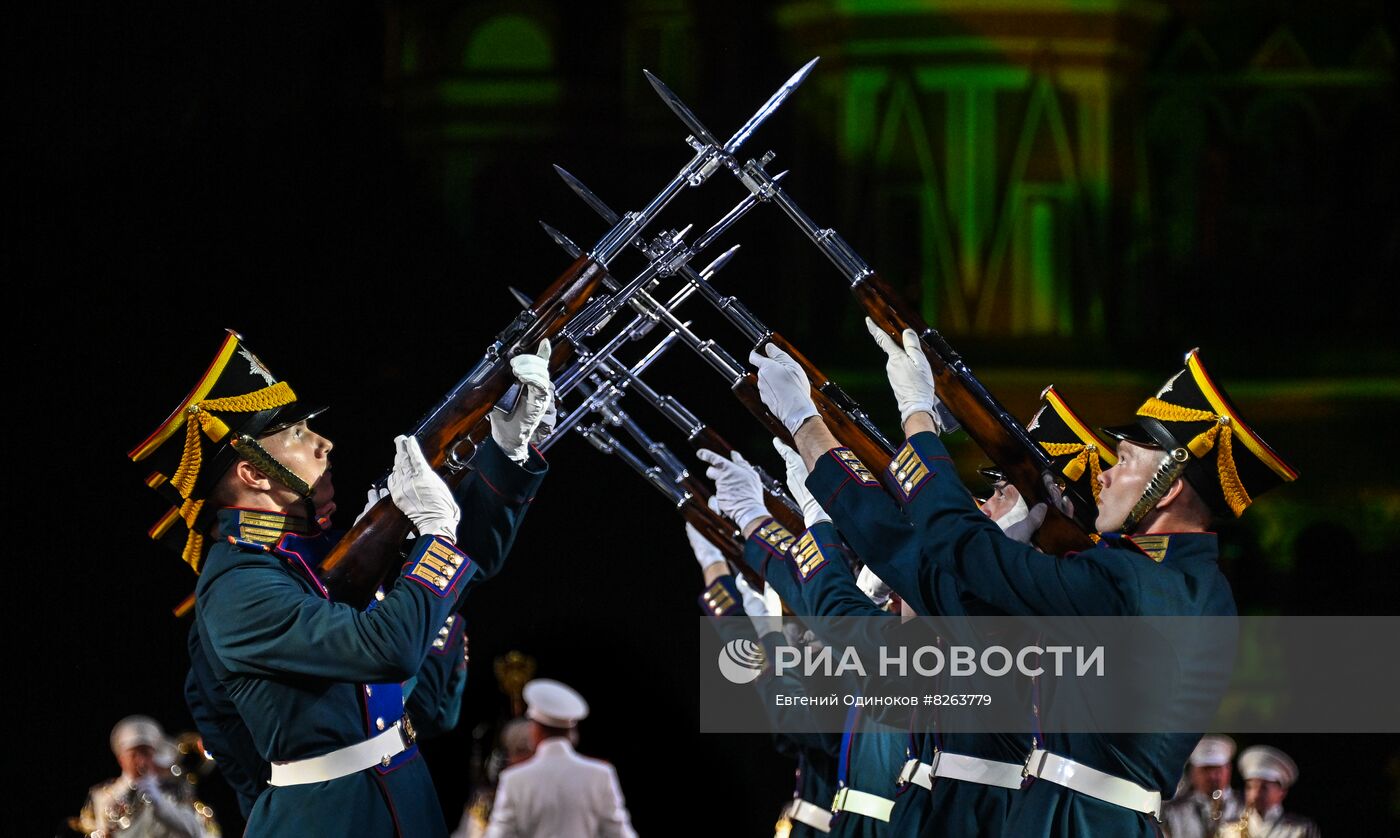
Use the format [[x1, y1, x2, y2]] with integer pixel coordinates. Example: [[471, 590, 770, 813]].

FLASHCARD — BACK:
[[399, 714, 417, 746]]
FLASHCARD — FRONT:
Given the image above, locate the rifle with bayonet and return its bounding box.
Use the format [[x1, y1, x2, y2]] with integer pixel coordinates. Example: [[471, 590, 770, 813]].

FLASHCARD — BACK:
[[550, 166, 900, 484], [316, 61, 816, 607], [639, 65, 1096, 552]]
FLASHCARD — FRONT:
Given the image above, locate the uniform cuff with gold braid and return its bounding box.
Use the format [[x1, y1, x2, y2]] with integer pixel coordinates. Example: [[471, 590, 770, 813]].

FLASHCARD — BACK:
[[698, 576, 742, 617], [402, 535, 474, 597], [748, 517, 798, 560], [789, 529, 832, 583], [888, 437, 942, 502]]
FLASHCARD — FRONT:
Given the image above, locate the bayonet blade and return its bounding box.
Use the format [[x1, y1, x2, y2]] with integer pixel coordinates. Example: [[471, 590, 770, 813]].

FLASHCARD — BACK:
[[724, 57, 820, 154], [553, 165, 621, 226], [539, 221, 583, 259], [507, 286, 533, 310], [698, 244, 740, 279], [643, 69, 722, 148]]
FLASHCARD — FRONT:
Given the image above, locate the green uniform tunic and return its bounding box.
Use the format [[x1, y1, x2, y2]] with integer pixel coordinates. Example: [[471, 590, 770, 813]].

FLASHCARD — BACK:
[[194, 440, 545, 837], [739, 522, 902, 838]]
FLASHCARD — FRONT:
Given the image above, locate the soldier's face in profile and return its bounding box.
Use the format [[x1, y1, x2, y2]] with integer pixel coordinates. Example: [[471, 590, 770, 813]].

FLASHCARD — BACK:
[[1244, 778, 1286, 813], [1094, 441, 1160, 532], [116, 744, 156, 779], [260, 421, 336, 519]]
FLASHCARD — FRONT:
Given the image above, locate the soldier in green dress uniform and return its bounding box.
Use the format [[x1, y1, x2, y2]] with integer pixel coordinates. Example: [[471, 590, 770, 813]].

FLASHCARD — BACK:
[[747, 327, 1297, 837], [701, 449, 905, 837], [128, 330, 552, 837]]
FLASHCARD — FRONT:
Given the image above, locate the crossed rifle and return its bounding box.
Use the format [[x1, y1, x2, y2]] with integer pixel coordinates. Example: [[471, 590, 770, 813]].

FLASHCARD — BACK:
[[318, 58, 1096, 611]]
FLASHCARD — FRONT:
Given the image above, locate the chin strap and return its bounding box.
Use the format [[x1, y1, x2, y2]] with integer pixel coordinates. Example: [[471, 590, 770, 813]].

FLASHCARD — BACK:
[[1120, 447, 1190, 534], [230, 434, 314, 499]]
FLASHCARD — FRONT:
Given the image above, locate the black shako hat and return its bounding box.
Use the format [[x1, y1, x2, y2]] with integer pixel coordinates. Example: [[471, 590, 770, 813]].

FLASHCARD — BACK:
[[128, 329, 325, 571], [1102, 348, 1296, 519], [980, 386, 1116, 528]]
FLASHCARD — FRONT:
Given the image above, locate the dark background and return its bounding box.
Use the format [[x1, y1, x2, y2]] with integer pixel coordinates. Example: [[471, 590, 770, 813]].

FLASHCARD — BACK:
[[12, 1, 1399, 834]]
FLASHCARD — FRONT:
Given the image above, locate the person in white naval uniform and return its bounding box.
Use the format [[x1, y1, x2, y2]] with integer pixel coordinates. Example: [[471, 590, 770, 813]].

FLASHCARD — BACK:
[[1162, 734, 1243, 837], [1232, 745, 1320, 838], [484, 679, 636, 838]]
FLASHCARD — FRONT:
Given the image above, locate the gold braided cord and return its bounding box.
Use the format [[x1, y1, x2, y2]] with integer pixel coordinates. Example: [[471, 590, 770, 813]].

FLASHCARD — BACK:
[[1216, 424, 1251, 516], [1136, 397, 1214, 424], [199, 381, 297, 414], [1040, 442, 1105, 503], [1137, 397, 1251, 516], [167, 382, 298, 499], [178, 497, 207, 572]]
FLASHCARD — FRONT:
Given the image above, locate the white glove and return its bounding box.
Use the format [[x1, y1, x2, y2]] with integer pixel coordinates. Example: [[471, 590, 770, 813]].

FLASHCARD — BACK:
[[772, 438, 829, 527], [696, 449, 770, 530], [685, 522, 726, 572], [355, 485, 389, 526], [735, 574, 783, 637], [749, 344, 819, 435], [865, 318, 948, 428], [530, 397, 557, 447], [490, 339, 554, 463], [999, 503, 1047, 546], [855, 565, 892, 608], [388, 435, 461, 541], [733, 573, 767, 617]]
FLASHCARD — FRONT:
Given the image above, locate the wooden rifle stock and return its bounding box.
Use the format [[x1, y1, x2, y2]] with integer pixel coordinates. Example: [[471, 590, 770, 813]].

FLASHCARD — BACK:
[[319, 256, 610, 607], [851, 274, 1094, 553]]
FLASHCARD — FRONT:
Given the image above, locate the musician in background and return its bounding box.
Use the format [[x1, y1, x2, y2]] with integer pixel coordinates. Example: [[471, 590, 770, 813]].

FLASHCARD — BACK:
[[453, 718, 537, 838], [1163, 734, 1244, 837], [1233, 745, 1320, 838], [77, 716, 216, 838], [484, 679, 635, 838]]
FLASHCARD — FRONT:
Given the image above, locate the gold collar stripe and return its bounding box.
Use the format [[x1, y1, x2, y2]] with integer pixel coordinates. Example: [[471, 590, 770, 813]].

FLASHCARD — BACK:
[[1126, 534, 1171, 562]]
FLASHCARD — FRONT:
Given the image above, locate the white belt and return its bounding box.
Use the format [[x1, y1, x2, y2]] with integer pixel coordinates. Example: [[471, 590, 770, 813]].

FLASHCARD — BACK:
[[269, 722, 411, 786], [901, 751, 1027, 790], [1022, 749, 1162, 820], [781, 797, 832, 833], [830, 787, 894, 822]]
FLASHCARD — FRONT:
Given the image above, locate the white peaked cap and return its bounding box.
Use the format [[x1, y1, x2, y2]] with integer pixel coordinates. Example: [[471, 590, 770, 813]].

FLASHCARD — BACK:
[[524, 678, 590, 728], [1238, 745, 1298, 788], [111, 715, 165, 756], [1189, 734, 1237, 767]]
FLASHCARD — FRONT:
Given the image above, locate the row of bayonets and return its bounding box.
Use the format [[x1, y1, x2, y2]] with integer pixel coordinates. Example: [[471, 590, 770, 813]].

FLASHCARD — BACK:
[[319, 58, 1093, 607]]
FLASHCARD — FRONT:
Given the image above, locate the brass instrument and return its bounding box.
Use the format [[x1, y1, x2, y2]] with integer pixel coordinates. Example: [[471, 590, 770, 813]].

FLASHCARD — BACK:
[[1217, 805, 1257, 838]]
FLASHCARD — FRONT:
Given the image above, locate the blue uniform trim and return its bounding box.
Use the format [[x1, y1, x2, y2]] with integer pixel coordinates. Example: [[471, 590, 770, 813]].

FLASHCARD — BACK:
[[698, 576, 743, 616], [402, 536, 472, 597]]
